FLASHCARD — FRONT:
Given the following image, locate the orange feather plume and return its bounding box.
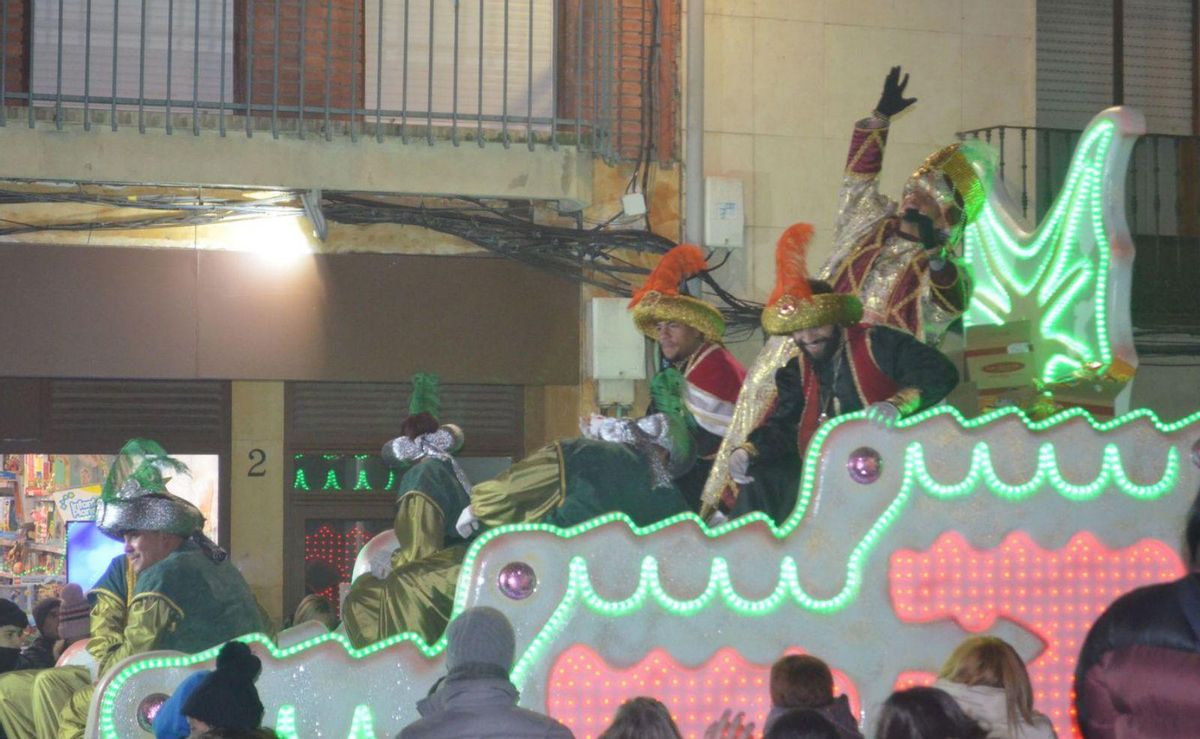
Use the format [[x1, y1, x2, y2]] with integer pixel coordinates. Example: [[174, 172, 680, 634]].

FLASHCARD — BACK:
[[629, 244, 710, 307], [767, 223, 815, 306]]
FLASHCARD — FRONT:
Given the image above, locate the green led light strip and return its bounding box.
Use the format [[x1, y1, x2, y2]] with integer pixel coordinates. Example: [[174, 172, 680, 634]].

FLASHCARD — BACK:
[[292, 453, 396, 493], [963, 118, 1121, 381], [97, 630, 447, 739], [102, 405, 1198, 734], [506, 415, 1180, 686], [275, 705, 299, 739], [348, 705, 376, 738]]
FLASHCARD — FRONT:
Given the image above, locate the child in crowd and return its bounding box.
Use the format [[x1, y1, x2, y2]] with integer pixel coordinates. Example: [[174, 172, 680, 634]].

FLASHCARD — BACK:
[[765, 709, 842, 739], [181, 642, 272, 737], [598, 697, 683, 739], [934, 636, 1056, 739], [765, 655, 863, 738], [0, 600, 28, 674], [18, 597, 61, 670], [874, 686, 986, 739]]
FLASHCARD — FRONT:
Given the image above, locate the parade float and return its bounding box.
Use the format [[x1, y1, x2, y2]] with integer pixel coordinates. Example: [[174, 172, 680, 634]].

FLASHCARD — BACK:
[[83, 107, 1198, 739]]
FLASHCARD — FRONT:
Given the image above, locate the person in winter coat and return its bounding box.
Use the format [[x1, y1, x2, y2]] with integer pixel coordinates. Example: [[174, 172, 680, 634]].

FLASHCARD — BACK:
[[397, 607, 573, 739], [763, 655, 863, 739], [933, 637, 1056, 739], [16, 598, 60, 671], [765, 710, 842, 739], [0, 600, 30, 676], [182, 641, 267, 735], [873, 687, 987, 739], [1073, 487, 1200, 738]]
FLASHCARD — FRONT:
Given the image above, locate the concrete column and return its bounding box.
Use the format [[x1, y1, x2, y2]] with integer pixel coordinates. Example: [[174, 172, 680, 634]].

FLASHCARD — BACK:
[[230, 381, 286, 625]]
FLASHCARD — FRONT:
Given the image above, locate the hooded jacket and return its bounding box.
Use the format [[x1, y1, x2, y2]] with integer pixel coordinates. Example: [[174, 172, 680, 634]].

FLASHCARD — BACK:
[[397, 671, 574, 739], [933, 680, 1056, 739], [763, 694, 864, 739]]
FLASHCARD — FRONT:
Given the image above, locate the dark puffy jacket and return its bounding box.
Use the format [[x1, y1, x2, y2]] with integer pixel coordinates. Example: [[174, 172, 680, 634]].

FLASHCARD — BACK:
[[1074, 573, 1200, 738], [763, 694, 864, 739], [398, 674, 574, 739]]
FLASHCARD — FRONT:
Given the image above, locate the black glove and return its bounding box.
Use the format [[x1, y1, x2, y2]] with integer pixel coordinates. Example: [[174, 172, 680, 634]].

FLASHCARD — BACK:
[[875, 65, 917, 119]]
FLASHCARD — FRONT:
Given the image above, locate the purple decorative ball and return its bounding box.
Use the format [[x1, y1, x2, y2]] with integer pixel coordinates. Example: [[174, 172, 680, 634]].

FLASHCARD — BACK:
[[497, 561, 537, 600], [1192, 438, 1200, 469], [847, 447, 882, 484], [136, 693, 169, 732]]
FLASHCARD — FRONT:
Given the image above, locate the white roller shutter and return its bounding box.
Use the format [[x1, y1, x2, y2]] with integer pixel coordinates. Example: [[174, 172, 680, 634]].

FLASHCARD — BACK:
[[1037, 0, 1116, 129], [1125, 0, 1193, 135], [31, 0, 233, 107], [364, 0, 555, 129]]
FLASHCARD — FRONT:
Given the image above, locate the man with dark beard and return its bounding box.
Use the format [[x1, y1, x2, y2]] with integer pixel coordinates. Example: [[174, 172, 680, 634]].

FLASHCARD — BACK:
[[710, 223, 959, 525], [819, 65, 992, 347]]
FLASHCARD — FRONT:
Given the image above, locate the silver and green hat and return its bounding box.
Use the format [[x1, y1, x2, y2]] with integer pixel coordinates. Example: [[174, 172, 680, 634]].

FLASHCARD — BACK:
[[94, 439, 205, 539]]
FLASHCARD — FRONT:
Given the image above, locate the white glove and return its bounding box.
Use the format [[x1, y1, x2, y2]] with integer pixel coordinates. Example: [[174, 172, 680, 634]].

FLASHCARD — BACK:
[[728, 448, 754, 484], [456, 506, 481, 538], [866, 401, 900, 427], [707, 510, 730, 527]]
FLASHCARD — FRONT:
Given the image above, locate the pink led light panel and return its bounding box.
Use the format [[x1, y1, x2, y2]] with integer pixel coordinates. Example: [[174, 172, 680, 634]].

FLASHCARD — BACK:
[[546, 646, 860, 739], [303, 524, 381, 611], [890, 531, 1184, 738]]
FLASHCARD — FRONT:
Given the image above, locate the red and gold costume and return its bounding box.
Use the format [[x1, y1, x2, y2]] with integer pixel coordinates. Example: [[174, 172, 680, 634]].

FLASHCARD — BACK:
[[820, 116, 984, 345], [629, 245, 746, 510], [702, 225, 958, 523]]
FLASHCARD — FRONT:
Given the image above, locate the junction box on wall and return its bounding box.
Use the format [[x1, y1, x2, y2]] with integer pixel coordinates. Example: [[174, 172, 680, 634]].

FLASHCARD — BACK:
[[585, 297, 646, 410]]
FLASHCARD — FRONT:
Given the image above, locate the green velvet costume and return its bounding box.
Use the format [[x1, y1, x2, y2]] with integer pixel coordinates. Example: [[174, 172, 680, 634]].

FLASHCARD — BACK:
[[471, 438, 691, 529], [343, 458, 474, 649], [0, 541, 266, 739], [344, 438, 691, 649]]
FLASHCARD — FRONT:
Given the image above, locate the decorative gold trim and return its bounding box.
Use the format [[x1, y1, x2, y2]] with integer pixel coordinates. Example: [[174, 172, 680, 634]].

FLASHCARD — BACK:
[[913, 143, 986, 223], [888, 388, 921, 414], [90, 587, 126, 610], [130, 591, 186, 618], [761, 293, 863, 335], [632, 294, 726, 343], [551, 441, 568, 511]]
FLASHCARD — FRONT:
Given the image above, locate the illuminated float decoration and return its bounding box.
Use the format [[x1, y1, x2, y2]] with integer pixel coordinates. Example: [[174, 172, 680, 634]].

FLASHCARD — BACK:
[[86, 107, 1194, 739]]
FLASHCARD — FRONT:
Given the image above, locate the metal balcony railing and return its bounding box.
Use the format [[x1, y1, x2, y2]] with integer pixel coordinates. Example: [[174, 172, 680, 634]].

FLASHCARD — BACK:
[[960, 124, 1200, 333], [0, 0, 670, 162]]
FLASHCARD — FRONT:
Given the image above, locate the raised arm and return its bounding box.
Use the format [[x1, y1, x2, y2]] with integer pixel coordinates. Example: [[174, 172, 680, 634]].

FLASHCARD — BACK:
[[829, 66, 918, 251]]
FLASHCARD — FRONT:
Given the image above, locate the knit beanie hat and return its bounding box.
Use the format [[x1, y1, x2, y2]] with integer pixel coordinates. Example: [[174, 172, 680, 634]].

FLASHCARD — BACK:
[[32, 597, 60, 634], [182, 642, 265, 731], [57, 584, 91, 643], [0, 599, 27, 631], [445, 606, 515, 672]]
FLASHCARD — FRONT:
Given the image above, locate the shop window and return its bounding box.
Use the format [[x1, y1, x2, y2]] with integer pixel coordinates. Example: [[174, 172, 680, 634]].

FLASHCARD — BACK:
[[0, 452, 220, 613]]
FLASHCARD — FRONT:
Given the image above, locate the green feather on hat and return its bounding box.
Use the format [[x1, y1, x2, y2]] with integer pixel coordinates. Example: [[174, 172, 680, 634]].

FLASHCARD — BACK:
[[94, 438, 205, 540], [409, 372, 441, 418]]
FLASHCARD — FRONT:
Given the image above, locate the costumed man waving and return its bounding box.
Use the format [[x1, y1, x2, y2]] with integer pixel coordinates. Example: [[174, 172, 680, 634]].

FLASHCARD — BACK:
[[343, 374, 478, 648], [629, 244, 746, 511], [702, 224, 960, 525], [821, 65, 991, 346], [0, 439, 266, 739]]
